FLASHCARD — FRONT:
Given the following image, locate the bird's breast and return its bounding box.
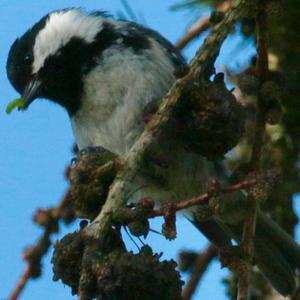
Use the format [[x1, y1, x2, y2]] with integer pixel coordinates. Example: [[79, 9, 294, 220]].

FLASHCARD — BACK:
[[70, 44, 177, 155]]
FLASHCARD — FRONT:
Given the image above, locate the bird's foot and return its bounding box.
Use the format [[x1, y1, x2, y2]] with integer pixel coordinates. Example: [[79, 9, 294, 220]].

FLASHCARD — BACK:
[[70, 146, 109, 165], [79, 146, 108, 155]]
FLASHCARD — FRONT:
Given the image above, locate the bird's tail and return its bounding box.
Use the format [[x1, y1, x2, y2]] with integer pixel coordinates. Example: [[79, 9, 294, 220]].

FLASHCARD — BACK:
[[192, 211, 300, 296]]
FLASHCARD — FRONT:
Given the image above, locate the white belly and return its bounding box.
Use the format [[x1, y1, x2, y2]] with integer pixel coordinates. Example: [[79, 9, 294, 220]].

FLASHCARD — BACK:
[[71, 42, 176, 155]]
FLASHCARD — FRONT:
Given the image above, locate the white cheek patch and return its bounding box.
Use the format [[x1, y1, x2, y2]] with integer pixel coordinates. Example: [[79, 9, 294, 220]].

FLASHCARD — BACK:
[[32, 9, 105, 73]]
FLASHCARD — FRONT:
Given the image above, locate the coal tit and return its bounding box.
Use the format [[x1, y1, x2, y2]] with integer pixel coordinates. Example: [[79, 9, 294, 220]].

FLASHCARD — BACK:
[[6, 8, 187, 154], [6, 8, 300, 296]]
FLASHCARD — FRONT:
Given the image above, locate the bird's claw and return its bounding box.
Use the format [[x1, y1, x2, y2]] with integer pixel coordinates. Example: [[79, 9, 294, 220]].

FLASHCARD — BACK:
[[70, 146, 109, 166], [79, 146, 108, 155]]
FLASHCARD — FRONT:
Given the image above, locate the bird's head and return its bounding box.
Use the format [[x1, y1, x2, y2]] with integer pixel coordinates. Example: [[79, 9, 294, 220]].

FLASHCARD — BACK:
[[6, 8, 111, 115]]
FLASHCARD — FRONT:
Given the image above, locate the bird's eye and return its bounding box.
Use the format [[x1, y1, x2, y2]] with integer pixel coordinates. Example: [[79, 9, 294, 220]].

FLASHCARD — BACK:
[[23, 54, 33, 65]]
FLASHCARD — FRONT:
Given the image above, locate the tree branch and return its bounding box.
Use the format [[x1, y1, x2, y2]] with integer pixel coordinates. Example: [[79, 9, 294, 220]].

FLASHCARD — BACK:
[[182, 244, 218, 300], [237, 2, 269, 299], [176, 0, 233, 50], [9, 190, 75, 300], [85, 0, 251, 243], [9, 267, 31, 300], [151, 179, 256, 217]]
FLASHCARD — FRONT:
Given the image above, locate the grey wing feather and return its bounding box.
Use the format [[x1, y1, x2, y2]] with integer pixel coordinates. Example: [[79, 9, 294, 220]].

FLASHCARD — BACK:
[[124, 21, 189, 78]]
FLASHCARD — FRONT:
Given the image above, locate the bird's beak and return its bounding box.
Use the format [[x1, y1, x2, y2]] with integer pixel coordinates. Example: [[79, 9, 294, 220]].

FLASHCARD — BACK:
[[21, 78, 42, 109]]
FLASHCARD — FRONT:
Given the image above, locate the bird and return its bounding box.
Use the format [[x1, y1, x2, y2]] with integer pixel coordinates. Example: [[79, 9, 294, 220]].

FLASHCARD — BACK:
[[6, 8, 300, 296]]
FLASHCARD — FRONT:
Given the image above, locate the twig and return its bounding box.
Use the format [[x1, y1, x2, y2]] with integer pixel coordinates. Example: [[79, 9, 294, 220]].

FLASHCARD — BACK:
[[250, 0, 269, 169], [9, 190, 75, 300], [182, 244, 218, 300], [9, 231, 51, 300], [176, 16, 211, 50], [237, 2, 269, 300], [85, 0, 250, 244], [151, 179, 256, 217], [9, 267, 31, 300], [176, 0, 232, 50]]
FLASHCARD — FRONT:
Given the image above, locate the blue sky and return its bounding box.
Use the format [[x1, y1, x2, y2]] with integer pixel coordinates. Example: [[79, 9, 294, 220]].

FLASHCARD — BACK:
[[1, 1, 294, 300]]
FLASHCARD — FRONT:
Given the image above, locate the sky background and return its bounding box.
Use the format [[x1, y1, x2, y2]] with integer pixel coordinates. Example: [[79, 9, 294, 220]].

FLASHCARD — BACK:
[[0, 1, 297, 300]]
